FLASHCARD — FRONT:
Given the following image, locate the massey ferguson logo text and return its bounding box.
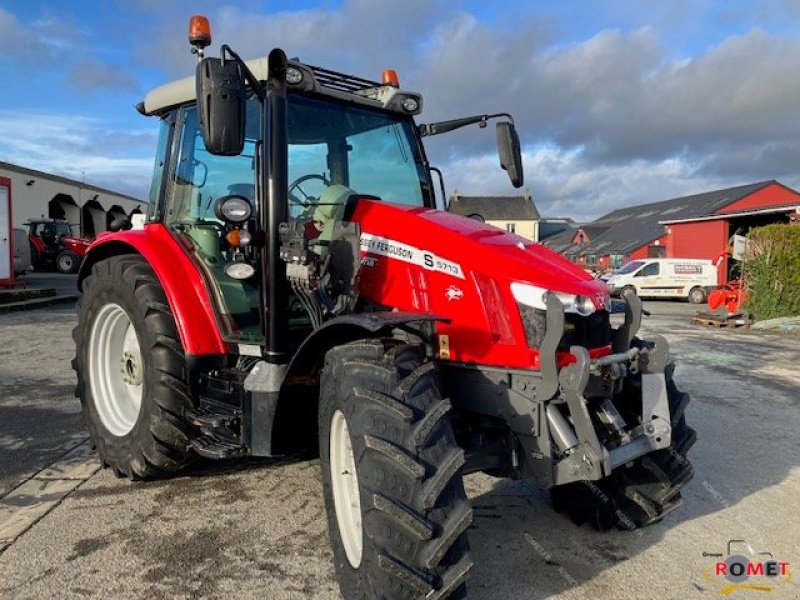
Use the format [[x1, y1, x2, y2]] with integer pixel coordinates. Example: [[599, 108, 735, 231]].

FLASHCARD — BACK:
[[700, 540, 792, 595], [360, 234, 465, 279]]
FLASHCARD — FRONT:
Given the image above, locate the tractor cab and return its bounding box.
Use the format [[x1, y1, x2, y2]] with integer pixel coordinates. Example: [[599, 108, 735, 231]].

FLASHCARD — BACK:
[[28, 219, 73, 241], [150, 79, 437, 344]]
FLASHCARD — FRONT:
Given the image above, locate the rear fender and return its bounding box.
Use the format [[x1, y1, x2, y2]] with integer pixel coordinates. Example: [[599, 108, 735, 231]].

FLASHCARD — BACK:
[[28, 235, 46, 255], [261, 311, 445, 456], [78, 224, 227, 356]]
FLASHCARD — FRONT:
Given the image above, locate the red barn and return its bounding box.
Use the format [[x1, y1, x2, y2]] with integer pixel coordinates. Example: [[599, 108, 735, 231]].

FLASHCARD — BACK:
[[544, 181, 800, 282]]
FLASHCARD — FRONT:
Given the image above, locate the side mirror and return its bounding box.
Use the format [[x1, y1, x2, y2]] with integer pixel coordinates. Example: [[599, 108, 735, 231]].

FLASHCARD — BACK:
[[496, 122, 524, 188], [196, 57, 246, 156]]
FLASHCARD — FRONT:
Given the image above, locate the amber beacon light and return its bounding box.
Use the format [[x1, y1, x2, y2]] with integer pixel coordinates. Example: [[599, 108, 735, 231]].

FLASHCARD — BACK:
[[189, 15, 212, 50], [381, 69, 399, 87]]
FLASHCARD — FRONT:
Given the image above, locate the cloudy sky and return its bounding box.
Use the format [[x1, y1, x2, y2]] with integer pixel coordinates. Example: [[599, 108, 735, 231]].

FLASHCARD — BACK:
[[2, 0, 800, 220]]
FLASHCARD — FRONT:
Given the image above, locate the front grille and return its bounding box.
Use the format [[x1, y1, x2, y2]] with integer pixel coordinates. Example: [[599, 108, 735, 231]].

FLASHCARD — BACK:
[[518, 306, 611, 351], [562, 310, 611, 350]]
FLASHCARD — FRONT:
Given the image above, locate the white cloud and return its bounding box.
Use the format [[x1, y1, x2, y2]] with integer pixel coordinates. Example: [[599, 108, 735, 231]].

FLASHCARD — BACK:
[[437, 144, 798, 221], [0, 111, 156, 199]]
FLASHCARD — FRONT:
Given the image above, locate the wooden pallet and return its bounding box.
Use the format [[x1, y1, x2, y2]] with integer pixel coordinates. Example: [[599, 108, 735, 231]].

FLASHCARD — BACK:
[[691, 315, 751, 328]]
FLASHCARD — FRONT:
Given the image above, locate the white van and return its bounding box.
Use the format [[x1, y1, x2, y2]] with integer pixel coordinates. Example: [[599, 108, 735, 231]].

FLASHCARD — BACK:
[[604, 258, 717, 303]]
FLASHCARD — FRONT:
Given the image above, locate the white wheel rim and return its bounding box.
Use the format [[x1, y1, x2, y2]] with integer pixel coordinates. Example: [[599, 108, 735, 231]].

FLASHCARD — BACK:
[[88, 303, 144, 437], [330, 409, 363, 568], [59, 255, 73, 270]]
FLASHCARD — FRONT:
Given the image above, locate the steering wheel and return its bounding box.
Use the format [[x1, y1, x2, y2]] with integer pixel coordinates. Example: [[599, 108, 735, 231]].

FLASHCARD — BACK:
[[289, 173, 331, 207]]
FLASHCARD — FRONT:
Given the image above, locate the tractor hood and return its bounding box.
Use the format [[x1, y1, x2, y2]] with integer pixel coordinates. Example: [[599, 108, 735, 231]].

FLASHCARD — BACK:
[[351, 199, 610, 369], [351, 199, 606, 301]]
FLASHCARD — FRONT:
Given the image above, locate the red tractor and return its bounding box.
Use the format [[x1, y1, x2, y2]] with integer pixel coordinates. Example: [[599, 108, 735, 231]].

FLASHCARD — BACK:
[[27, 218, 89, 273], [74, 17, 694, 600]]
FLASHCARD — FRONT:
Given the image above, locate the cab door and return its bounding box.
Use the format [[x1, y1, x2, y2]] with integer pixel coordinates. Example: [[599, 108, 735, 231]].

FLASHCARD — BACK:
[[633, 261, 660, 297]]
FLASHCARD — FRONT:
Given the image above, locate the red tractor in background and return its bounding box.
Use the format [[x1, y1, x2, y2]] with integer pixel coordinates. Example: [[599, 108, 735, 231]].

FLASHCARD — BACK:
[[27, 218, 89, 273], [73, 16, 695, 600]]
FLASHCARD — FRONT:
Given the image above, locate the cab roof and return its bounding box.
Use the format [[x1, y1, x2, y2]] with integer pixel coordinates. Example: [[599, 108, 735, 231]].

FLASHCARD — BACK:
[[140, 56, 423, 117]]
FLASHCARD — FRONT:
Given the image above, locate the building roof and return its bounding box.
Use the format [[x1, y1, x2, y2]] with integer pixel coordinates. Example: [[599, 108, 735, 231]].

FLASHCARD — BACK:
[[577, 225, 610, 241], [541, 227, 581, 253], [448, 193, 540, 221], [538, 217, 577, 241], [578, 180, 779, 256], [0, 160, 145, 205]]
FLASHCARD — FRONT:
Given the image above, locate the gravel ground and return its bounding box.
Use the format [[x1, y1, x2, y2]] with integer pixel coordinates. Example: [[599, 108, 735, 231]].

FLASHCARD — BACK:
[[0, 306, 84, 496], [0, 301, 798, 599]]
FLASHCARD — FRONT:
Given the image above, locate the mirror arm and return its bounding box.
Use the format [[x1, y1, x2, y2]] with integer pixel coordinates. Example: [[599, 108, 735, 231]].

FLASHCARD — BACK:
[[419, 112, 514, 137], [220, 44, 266, 101]]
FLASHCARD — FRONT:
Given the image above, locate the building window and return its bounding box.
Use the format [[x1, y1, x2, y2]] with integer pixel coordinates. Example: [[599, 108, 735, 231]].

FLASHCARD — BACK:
[[610, 254, 624, 269], [586, 254, 597, 266], [506, 223, 516, 233]]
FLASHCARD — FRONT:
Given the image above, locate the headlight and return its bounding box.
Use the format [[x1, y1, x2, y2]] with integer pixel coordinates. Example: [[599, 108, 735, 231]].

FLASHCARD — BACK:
[[215, 195, 252, 223], [224, 260, 256, 280], [401, 96, 419, 112], [286, 67, 304, 85], [510, 282, 597, 316]]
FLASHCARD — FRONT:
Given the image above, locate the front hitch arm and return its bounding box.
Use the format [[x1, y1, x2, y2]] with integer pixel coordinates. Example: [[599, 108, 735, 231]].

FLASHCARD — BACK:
[[613, 291, 642, 352], [538, 292, 673, 484]]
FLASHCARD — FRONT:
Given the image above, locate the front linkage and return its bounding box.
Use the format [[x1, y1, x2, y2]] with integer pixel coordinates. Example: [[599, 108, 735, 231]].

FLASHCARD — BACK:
[[543, 292, 674, 486], [442, 292, 695, 529]]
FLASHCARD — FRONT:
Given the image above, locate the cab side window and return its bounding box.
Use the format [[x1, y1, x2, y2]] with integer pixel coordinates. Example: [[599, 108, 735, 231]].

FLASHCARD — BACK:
[[635, 262, 660, 277]]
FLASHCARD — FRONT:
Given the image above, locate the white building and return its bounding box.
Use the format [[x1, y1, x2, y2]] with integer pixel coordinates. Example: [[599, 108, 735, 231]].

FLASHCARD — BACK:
[[1, 161, 146, 238], [448, 191, 541, 241]]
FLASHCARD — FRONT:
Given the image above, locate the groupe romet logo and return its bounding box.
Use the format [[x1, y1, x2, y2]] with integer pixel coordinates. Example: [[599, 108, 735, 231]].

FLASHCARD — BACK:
[[700, 540, 792, 595]]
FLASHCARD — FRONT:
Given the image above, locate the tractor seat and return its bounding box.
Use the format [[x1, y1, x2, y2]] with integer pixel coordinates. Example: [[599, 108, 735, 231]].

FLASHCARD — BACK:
[[312, 184, 355, 256]]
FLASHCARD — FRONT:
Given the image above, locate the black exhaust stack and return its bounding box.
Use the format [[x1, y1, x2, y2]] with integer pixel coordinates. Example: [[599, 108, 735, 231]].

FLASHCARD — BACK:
[[262, 48, 290, 364]]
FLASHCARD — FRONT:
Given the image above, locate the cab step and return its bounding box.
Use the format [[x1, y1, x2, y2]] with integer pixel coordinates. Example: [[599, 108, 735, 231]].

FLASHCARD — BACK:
[[185, 401, 241, 430], [190, 435, 249, 460]]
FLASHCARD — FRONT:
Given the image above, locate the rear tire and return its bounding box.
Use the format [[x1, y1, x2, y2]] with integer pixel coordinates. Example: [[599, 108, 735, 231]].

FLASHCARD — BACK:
[[56, 250, 79, 274], [73, 255, 195, 479], [549, 362, 695, 530], [319, 340, 472, 600], [688, 286, 707, 304]]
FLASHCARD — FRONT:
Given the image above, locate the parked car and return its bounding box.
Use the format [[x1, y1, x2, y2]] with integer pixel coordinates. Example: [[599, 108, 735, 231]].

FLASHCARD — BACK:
[[604, 258, 717, 303], [12, 228, 31, 275]]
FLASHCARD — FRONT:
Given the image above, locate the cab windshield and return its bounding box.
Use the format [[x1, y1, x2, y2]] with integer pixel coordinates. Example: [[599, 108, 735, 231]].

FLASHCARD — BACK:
[[286, 93, 430, 210], [161, 92, 429, 341]]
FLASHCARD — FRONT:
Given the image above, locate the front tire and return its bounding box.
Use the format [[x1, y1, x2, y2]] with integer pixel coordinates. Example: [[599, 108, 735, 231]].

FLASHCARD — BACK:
[[319, 340, 472, 600], [549, 361, 695, 530], [73, 256, 195, 479], [688, 286, 707, 304], [56, 250, 79, 274]]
